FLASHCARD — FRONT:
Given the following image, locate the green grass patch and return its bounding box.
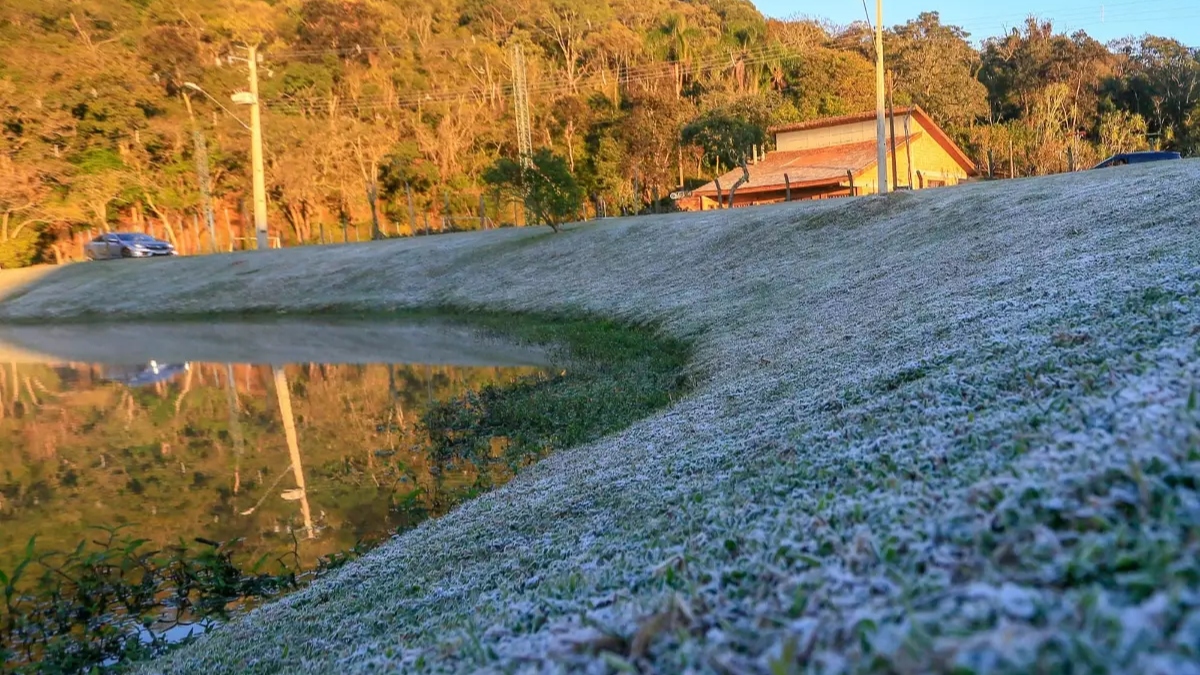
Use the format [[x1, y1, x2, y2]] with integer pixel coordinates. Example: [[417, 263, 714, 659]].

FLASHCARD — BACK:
[[420, 312, 694, 475]]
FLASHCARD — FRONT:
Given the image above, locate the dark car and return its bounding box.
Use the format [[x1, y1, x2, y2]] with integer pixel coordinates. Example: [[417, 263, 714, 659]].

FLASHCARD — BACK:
[[102, 361, 190, 387], [1092, 151, 1182, 169], [84, 232, 177, 260]]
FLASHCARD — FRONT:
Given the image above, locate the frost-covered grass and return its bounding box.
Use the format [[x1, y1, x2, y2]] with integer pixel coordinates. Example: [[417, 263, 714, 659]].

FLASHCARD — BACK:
[[2, 161, 1199, 674]]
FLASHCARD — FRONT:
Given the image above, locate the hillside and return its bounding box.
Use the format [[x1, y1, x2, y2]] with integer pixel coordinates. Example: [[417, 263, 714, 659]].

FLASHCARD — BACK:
[[2, 162, 1200, 673], [2, 0, 1198, 269]]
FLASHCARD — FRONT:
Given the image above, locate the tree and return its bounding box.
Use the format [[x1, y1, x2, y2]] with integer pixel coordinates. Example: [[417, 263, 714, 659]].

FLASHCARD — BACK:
[[681, 111, 765, 204], [483, 149, 582, 233], [1098, 110, 1149, 156], [888, 13, 988, 131]]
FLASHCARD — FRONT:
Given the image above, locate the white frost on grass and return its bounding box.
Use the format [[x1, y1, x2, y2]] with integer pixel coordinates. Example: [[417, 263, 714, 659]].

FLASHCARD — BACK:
[[2, 161, 1199, 674]]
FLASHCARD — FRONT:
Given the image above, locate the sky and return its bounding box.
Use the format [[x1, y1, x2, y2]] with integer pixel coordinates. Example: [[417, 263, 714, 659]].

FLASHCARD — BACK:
[[751, 0, 1200, 46]]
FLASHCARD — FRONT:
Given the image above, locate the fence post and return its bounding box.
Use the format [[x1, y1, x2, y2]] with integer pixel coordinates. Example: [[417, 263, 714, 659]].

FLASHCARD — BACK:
[[405, 182, 416, 235], [1067, 145, 1075, 172], [785, 173, 791, 202], [847, 170, 855, 197], [714, 178, 723, 209], [479, 194, 487, 230], [987, 150, 995, 178]]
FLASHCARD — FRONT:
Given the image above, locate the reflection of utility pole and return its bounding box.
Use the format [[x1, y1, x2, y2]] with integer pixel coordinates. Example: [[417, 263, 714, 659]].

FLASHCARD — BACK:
[[273, 366, 314, 539]]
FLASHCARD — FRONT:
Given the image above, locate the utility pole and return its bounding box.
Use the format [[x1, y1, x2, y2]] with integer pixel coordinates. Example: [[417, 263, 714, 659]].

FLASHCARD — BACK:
[[511, 44, 533, 167], [242, 45, 270, 251], [874, 0, 888, 195]]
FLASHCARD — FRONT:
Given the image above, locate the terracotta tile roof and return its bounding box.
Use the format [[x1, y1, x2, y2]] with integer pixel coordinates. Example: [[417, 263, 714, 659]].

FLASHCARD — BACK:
[[767, 106, 920, 135], [691, 135, 920, 197]]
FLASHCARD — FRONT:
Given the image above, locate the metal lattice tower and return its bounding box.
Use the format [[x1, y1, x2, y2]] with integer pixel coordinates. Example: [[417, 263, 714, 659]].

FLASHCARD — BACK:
[[511, 44, 533, 167]]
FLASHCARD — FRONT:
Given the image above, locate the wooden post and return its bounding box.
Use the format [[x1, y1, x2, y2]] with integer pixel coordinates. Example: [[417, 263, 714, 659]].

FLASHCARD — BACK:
[[1009, 139, 1015, 179], [987, 150, 995, 179], [847, 170, 855, 197], [443, 192, 451, 232], [784, 173, 791, 202], [917, 170, 925, 189], [904, 114, 914, 189], [632, 177, 640, 215], [1067, 145, 1075, 172], [479, 193, 487, 230], [714, 178, 723, 209], [887, 71, 900, 190]]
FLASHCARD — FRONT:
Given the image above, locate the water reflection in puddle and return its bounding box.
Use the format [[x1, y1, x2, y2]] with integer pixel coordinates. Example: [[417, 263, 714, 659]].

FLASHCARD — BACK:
[[0, 359, 542, 572]]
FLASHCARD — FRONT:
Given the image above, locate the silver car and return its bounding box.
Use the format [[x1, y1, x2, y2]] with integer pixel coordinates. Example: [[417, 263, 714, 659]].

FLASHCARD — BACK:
[[84, 232, 177, 260]]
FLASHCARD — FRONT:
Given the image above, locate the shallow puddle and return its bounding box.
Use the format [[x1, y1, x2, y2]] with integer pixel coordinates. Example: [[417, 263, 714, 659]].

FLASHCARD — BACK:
[[0, 319, 550, 669]]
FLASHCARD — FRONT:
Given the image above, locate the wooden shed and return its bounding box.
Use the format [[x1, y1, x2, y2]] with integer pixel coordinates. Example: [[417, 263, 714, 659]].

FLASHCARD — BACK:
[[685, 106, 976, 209]]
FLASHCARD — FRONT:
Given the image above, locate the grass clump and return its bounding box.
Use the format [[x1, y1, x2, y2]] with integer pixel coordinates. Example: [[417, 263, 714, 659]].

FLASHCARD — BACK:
[[421, 313, 694, 482]]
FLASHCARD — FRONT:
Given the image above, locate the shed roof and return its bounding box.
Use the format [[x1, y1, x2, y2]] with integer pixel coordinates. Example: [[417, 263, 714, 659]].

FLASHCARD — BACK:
[[691, 135, 919, 197], [769, 105, 974, 174]]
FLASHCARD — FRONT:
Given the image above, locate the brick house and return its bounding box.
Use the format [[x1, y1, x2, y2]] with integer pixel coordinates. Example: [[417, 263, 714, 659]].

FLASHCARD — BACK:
[[682, 106, 976, 210]]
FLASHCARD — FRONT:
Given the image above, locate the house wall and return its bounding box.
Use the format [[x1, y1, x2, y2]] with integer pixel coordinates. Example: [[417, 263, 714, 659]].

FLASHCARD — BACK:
[[850, 134, 971, 195], [776, 113, 916, 152]]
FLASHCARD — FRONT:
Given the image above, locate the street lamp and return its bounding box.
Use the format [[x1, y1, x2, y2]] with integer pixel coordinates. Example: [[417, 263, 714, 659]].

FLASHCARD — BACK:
[[183, 80, 270, 251]]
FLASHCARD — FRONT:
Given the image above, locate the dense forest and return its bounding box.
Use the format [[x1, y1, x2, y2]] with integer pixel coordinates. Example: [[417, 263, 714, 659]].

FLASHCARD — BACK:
[[0, 0, 1197, 267]]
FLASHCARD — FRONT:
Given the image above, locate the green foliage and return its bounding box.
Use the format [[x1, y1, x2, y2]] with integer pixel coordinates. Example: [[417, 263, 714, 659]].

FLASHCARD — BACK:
[[1, 529, 299, 674], [681, 111, 766, 172], [71, 148, 125, 175], [483, 149, 583, 232], [0, 229, 41, 269]]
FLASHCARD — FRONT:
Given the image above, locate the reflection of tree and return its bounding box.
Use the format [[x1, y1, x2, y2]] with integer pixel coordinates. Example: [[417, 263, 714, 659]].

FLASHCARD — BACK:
[[0, 361, 537, 571], [224, 364, 245, 496]]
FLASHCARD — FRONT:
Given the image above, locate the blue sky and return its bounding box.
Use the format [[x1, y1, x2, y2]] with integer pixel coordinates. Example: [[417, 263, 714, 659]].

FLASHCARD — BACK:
[[750, 0, 1200, 46]]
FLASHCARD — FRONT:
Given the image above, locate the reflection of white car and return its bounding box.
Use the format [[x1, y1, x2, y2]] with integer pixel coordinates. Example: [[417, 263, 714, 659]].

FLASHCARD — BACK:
[[102, 361, 190, 387]]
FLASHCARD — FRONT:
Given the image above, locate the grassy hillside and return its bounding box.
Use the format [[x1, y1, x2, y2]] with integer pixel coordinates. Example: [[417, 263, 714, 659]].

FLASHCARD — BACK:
[[2, 160, 1199, 674]]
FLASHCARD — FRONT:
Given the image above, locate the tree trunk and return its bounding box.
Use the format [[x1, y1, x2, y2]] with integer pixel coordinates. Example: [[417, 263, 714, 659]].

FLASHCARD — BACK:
[[367, 183, 382, 240], [726, 160, 750, 208], [405, 182, 417, 235]]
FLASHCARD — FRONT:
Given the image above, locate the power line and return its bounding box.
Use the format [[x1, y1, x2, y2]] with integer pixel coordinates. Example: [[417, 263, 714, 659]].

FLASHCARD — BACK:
[[263, 42, 805, 114]]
